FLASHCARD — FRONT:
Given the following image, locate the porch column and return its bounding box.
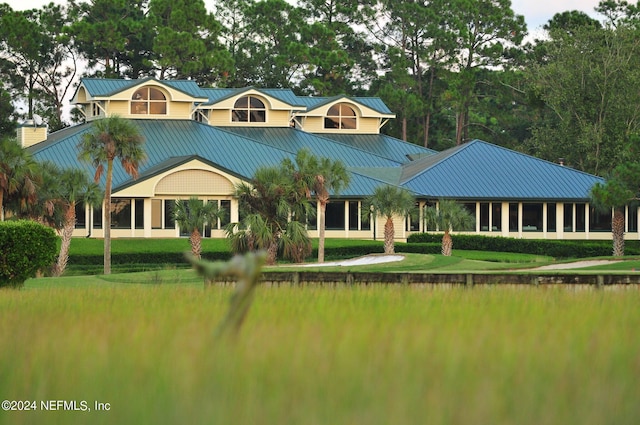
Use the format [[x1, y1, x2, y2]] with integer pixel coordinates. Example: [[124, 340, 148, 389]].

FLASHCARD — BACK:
[[518, 203, 523, 237], [543, 203, 548, 239], [144, 198, 152, 237], [556, 203, 564, 240], [501, 202, 509, 237]]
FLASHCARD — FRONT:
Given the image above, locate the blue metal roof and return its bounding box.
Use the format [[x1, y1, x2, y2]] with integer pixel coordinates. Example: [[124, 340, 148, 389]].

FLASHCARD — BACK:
[[218, 127, 402, 168], [400, 140, 604, 201], [320, 133, 436, 165], [79, 78, 209, 99], [30, 123, 603, 202], [294, 95, 394, 115], [30, 120, 294, 191], [201, 87, 305, 108]]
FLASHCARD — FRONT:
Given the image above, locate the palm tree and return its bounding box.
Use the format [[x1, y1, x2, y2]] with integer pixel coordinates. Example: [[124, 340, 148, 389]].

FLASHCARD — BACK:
[[53, 168, 102, 276], [0, 137, 38, 221], [364, 185, 416, 254], [226, 165, 311, 265], [77, 116, 145, 274], [284, 149, 350, 263], [590, 162, 640, 257], [174, 197, 223, 259], [424, 199, 475, 256]]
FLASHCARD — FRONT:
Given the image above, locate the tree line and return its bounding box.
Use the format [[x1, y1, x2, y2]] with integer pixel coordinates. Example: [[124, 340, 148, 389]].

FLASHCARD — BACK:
[[1, 0, 640, 176]]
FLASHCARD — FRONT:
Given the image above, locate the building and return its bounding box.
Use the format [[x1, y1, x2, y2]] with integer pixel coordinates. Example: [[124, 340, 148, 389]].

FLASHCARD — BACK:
[[20, 77, 638, 241]]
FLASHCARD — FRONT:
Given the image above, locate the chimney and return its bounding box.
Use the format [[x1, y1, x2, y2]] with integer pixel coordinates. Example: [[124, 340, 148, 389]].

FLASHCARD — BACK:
[[17, 120, 48, 148]]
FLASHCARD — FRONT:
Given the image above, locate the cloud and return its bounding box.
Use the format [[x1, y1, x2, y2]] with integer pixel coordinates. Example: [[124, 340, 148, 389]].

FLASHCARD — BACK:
[[512, 0, 602, 30]]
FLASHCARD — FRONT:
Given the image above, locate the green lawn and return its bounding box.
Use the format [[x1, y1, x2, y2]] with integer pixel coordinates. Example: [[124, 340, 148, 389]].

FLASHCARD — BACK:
[[1, 284, 639, 425]]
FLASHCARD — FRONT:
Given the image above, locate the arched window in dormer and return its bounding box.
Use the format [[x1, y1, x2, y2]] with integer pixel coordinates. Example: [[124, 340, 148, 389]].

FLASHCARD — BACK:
[[131, 87, 167, 115], [232, 96, 266, 122], [325, 103, 357, 129]]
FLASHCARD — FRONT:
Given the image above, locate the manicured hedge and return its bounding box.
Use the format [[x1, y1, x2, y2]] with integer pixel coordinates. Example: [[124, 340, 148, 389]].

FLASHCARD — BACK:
[[0, 220, 58, 287], [69, 242, 383, 270], [407, 233, 640, 258]]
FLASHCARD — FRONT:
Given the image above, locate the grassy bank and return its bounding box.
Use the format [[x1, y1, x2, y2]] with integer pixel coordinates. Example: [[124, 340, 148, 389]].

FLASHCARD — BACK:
[[1, 284, 639, 425]]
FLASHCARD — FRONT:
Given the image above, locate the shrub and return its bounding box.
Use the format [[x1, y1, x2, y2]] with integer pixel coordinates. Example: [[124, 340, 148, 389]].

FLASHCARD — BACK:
[[0, 220, 58, 288], [407, 233, 636, 258]]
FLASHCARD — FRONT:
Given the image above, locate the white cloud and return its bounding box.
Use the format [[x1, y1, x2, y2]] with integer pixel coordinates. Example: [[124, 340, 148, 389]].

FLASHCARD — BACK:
[[511, 0, 603, 31]]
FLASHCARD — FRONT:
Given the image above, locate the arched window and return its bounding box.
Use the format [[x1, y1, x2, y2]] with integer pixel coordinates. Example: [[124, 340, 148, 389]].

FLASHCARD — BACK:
[[232, 96, 266, 122], [131, 87, 167, 115], [324, 103, 357, 129]]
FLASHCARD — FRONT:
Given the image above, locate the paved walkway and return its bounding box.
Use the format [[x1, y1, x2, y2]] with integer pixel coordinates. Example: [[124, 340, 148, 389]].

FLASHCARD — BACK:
[[301, 255, 405, 267], [531, 260, 622, 270]]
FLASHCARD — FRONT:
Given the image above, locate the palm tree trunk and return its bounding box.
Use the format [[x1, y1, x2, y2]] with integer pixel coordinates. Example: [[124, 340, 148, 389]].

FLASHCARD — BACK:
[[612, 208, 625, 257], [53, 204, 75, 277], [266, 240, 278, 265], [318, 200, 326, 263], [442, 230, 453, 256], [384, 217, 395, 254], [104, 159, 113, 275], [190, 228, 202, 259]]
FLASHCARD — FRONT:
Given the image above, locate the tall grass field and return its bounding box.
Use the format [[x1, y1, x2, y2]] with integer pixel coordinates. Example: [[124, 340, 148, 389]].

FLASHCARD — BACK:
[[1, 283, 639, 424]]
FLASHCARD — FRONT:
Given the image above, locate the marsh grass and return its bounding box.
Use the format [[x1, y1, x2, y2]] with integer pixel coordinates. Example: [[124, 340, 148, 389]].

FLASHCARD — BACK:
[[1, 284, 640, 425]]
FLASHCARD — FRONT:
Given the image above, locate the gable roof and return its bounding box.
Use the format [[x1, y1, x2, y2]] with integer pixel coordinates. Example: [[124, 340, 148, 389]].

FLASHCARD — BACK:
[[294, 95, 395, 116], [75, 77, 210, 101], [400, 140, 604, 201], [201, 87, 306, 108], [30, 124, 603, 201], [29, 120, 411, 197]]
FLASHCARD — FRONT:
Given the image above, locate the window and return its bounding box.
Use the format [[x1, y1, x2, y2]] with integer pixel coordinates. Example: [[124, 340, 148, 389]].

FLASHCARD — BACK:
[[406, 202, 420, 232], [177, 199, 200, 237], [462, 203, 477, 231], [131, 87, 167, 115], [349, 201, 359, 230], [522, 203, 543, 231], [93, 205, 102, 229], [480, 203, 490, 231], [75, 202, 86, 229], [509, 203, 518, 232], [547, 203, 557, 232], [111, 199, 131, 229], [220, 200, 231, 228], [92, 102, 102, 118], [589, 206, 611, 232], [325, 202, 346, 230], [563, 203, 573, 232], [135, 199, 144, 229], [629, 201, 639, 233], [164, 199, 176, 229], [492, 203, 502, 231], [480, 203, 501, 231], [576, 203, 586, 232], [232, 96, 266, 122], [324, 103, 357, 129]]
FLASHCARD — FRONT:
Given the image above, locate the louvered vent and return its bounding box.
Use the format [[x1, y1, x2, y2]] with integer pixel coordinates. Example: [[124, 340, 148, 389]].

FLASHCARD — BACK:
[[155, 170, 234, 195]]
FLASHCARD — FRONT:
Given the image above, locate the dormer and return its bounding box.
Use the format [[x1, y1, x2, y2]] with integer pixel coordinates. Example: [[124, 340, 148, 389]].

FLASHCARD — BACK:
[[71, 78, 209, 122], [203, 87, 306, 127], [294, 96, 395, 135]]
